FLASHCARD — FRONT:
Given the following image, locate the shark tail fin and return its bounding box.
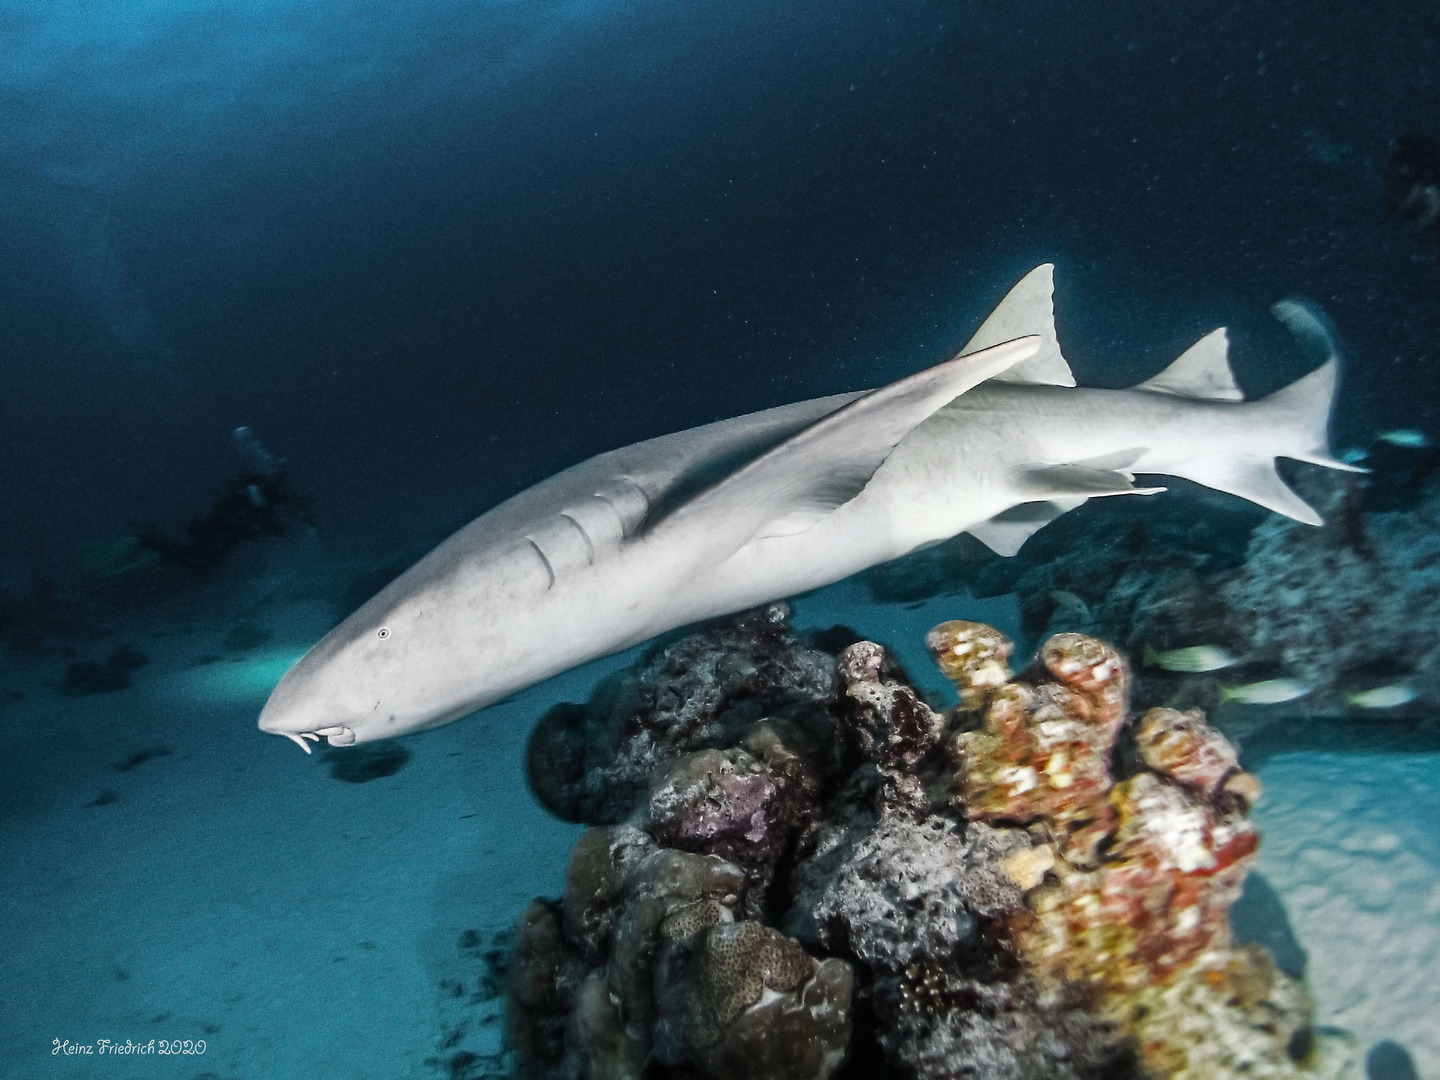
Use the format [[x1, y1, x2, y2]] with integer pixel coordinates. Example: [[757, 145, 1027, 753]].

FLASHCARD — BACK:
[[1174, 300, 1362, 526], [1260, 297, 1367, 476], [1253, 356, 1364, 474]]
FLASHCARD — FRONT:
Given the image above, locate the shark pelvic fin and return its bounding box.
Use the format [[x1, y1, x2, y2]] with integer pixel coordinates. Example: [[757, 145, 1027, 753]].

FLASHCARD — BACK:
[[650, 336, 1041, 549], [1013, 464, 1167, 501], [967, 467, 1167, 557], [1134, 328, 1245, 401], [962, 264, 1076, 387]]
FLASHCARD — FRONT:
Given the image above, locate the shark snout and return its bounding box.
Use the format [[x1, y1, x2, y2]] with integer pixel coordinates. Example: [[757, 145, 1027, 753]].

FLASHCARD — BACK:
[[258, 699, 359, 754], [261, 722, 359, 754]]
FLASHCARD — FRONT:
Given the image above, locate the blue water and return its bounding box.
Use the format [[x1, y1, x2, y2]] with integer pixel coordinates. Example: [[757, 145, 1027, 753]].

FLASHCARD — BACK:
[[4, 0, 1438, 573], [2, 1, 1438, 1077]]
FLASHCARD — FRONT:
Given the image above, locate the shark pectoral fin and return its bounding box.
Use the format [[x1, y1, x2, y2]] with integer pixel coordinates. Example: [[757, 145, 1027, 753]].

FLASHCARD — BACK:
[[1134, 328, 1245, 401], [1072, 447, 1147, 477], [967, 498, 1087, 556], [962, 264, 1077, 387], [1173, 455, 1323, 525], [648, 335, 1042, 550]]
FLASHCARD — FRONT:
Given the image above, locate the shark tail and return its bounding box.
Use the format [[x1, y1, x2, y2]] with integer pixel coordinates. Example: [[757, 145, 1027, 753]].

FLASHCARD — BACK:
[[1172, 297, 1363, 526]]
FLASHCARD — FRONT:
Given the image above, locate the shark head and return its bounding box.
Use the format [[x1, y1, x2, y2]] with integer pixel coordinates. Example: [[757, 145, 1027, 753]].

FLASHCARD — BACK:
[[257, 566, 493, 752]]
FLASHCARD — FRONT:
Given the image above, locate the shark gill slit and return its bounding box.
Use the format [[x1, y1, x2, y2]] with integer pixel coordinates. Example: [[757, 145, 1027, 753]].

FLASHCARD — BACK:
[[524, 537, 556, 589], [594, 485, 650, 537], [559, 513, 596, 564]]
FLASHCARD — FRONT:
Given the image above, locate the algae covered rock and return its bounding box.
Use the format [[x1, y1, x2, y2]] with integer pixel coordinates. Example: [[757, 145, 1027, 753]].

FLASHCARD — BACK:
[[526, 603, 837, 824], [654, 921, 853, 1080], [510, 815, 851, 1080]]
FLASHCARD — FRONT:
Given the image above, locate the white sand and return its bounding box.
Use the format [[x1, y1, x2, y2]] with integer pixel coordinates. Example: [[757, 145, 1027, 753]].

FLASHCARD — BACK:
[[0, 596, 619, 1079], [1250, 751, 1440, 1079]]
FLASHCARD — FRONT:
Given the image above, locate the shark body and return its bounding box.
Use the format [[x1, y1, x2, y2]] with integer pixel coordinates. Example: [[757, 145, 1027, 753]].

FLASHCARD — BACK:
[[259, 265, 1357, 751]]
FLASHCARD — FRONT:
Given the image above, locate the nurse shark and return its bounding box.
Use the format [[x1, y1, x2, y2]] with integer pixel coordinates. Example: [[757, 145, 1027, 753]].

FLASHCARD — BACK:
[[259, 264, 1357, 752]]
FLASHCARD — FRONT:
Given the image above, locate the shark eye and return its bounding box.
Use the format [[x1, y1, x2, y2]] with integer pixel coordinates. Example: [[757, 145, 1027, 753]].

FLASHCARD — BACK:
[[376, 627, 391, 640]]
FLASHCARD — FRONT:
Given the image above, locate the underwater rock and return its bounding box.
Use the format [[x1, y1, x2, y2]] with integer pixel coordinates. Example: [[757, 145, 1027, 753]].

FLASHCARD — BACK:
[[526, 603, 837, 824], [1134, 706, 1248, 801], [1126, 943, 1318, 1080], [506, 900, 589, 1071], [835, 639, 948, 814], [508, 610, 1324, 1079], [654, 920, 853, 1080], [1022, 767, 1259, 994], [511, 818, 848, 1080], [644, 743, 818, 914], [1218, 469, 1440, 708]]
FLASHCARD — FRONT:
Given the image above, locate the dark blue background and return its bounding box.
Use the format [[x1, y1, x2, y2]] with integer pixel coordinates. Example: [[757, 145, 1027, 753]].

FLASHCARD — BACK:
[[3, 0, 1436, 576]]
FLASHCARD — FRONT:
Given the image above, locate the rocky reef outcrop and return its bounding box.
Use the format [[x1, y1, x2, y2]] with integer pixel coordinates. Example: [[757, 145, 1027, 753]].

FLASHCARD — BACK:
[[507, 607, 1342, 1079], [868, 456, 1440, 752], [525, 604, 838, 826]]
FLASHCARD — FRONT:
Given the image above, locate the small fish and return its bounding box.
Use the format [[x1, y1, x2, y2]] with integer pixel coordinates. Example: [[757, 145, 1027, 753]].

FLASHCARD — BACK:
[[1219, 678, 1312, 705], [1377, 429, 1429, 448], [1346, 684, 1417, 709], [1144, 644, 1238, 673], [1339, 447, 1369, 465], [1049, 589, 1092, 620]]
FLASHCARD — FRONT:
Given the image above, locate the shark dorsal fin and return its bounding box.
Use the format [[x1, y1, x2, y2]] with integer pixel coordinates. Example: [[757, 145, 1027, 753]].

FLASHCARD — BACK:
[[648, 336, 1041, 551], [962, 263, 1076, 387], [1134, 328, 1244, 401]]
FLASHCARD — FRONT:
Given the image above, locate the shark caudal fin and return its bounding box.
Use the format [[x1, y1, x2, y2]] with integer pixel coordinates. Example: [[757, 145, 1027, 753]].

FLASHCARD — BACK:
[[1266, 297, 1367, 474], [1169, 297, 1363, 526]]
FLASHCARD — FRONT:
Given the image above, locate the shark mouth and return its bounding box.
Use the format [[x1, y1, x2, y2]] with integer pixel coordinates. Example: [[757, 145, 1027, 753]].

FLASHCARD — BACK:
[[279, 726, 357, 753]]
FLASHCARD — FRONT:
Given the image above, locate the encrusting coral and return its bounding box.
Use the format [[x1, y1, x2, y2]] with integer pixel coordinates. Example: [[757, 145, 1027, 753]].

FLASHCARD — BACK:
[[505, 607, 1344, 1080]]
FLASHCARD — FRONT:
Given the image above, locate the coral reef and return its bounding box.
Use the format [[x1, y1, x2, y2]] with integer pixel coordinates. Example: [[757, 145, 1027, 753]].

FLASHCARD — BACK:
[[1218, 469, 1440, 706], [507, 607, 1336, 1079]]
